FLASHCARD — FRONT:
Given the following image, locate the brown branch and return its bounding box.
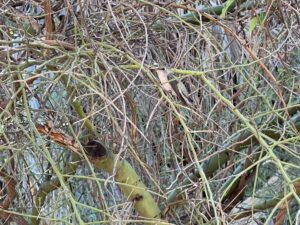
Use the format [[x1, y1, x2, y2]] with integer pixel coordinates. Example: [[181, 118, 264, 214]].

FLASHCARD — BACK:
[[0, 170, 29, 225], [124, 92, 138, 146]]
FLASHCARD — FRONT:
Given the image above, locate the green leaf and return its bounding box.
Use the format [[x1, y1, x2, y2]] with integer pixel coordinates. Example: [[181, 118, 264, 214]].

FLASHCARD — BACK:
[[249, 13, 266, 34], [258, 13, 266, 25], [221, 0, 235, 19], [0, 124, 4, 135], [249, 16, 258, 34]]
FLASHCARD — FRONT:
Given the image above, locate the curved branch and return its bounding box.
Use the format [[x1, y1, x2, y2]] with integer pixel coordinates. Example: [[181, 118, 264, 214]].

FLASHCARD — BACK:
[[31, 154, 80, 225], [36, 124, 166, 224], [167, 109, 300, 204]]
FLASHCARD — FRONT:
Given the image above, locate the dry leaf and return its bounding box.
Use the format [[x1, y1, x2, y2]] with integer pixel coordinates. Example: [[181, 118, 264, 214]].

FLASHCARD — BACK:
[[155, 68, 177, 96]]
